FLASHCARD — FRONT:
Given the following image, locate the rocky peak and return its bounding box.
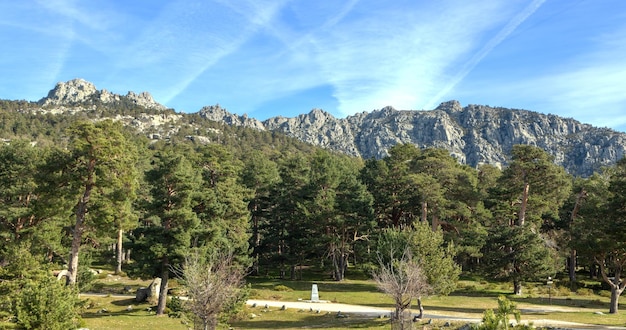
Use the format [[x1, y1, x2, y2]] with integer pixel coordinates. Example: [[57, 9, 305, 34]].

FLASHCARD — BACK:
[[40, 78, 97, 106], [229, 101, 626, 176], [436, 100, 463, 112], [38, 79, 167, 110], [198, 104, 265, 130], [125, 91, 167, 110]]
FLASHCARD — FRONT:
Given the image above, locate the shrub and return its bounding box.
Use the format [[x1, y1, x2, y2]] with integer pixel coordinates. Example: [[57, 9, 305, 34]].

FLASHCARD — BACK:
[[472, 296, 533, 330], [576, 288, 595, 296], [14, 277, 83, 330], [273, 284, 293, 292]]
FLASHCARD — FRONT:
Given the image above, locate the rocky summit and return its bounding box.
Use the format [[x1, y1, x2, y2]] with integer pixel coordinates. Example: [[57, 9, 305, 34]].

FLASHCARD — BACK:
[[39, 78, 167, 111], [205, 101, 626, 177], [31, 80, 626, 177]]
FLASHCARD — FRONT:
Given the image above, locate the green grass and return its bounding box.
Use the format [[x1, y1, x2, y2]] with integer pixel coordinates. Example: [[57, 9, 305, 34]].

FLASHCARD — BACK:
[[232, 308, 392, 329], [80, 296, 189, 330], [20, 269, 622, 329]]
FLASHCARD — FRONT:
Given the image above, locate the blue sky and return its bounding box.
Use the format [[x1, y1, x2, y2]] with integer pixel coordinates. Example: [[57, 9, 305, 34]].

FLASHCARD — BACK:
[[1, 0, 625, 132]]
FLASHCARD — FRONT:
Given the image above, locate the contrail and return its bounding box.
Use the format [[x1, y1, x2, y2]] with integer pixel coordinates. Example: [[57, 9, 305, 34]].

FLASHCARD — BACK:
[[426, 0, 547, 108]]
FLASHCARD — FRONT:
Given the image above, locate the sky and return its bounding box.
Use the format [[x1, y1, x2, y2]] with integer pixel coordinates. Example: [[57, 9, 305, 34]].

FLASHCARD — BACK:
[[1, 0, 625, 132]]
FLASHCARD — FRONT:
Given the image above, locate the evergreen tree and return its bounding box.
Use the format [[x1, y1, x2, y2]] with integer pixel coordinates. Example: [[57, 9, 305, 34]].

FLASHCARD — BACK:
[[132, 148, 201, 315], [572, 159, 626, 313], [48, 120, 139, 286], [486, 145, 571, 295], [191, 144, 252, 265], [240, 150, 280, 275]]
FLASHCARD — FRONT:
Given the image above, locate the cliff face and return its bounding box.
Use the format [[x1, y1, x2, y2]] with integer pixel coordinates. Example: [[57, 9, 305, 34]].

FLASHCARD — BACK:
[[260, 101, 625, 176], [39, 78, 167, 111], [32, 80, 626, 177]]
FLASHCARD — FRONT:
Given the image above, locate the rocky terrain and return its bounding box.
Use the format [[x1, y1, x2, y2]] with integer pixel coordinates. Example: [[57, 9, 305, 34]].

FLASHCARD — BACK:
[[26, 79, 626, 176], [201, 99, 625, 177]]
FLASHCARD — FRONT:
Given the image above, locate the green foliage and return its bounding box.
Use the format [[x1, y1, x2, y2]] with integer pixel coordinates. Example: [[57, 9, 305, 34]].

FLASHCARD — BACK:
[[472, 296, 533, 330], [483, 224, 556, 293], [273, 284, 293, 292], [376, 223, 461, 295], [14, 277, 83, 330], [571, 158, 626, 313]]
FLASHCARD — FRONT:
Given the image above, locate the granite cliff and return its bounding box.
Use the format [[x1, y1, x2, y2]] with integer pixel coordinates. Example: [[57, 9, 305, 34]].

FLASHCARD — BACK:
[[33, 80, 626, 176], [203, 100, 625, 177]]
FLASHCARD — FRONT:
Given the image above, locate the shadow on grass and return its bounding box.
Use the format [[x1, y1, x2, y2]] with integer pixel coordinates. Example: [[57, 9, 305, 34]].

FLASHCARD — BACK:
[[510, 296, 609, 309], [423, 305, 488, 315], [232, 312, 387, 329], [247, 277, 378, 293]]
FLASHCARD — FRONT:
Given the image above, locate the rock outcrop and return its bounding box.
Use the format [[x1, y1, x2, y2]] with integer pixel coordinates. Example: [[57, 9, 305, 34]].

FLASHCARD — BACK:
[[257, 101, 625, 176], [39, 78, 167, 110], [198, 104, 265, 130], [25, 80, 626, 177]]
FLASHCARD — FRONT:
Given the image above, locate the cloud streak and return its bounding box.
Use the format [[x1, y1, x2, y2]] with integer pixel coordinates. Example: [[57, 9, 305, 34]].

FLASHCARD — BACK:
[[426, 0, 547, 108], [1, 0, 624, 132], [306, 1, 525, 115]]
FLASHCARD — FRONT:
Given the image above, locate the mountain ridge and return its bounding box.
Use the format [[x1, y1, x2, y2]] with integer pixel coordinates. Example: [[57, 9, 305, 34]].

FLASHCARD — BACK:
[[25, 79, 626, 176]]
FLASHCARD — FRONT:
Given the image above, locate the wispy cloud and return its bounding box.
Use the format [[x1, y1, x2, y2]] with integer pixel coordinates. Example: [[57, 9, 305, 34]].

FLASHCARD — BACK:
[[304, 1, 526, 115], [425, 0, 547, 108], [457, 23, 626, 131], [112, 0, 290, 106]]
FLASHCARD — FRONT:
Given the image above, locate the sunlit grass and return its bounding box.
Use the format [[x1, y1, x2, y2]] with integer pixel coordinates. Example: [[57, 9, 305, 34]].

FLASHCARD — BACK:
[[80, 296, 189, 330], [71, 269, 626, 329]]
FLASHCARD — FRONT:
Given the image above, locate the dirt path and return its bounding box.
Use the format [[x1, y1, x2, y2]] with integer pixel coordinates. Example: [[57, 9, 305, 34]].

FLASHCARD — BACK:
[[80, 294, 626, 329], [246, 299, 626, 330]]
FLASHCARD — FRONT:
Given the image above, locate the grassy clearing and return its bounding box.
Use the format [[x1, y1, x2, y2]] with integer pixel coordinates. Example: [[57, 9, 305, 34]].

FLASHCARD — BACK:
[[36, 269, 626, 329], [80, 296, 189, 330], [232, 308, 391, 329]]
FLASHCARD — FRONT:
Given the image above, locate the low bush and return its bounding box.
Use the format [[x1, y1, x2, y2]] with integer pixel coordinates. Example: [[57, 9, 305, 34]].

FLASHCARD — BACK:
[[273, 284, 293, 292]]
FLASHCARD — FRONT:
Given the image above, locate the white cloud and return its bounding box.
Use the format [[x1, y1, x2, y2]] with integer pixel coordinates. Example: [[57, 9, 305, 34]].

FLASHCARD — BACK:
[[459, 24, 626, 131], [302, 0, 531, 115]]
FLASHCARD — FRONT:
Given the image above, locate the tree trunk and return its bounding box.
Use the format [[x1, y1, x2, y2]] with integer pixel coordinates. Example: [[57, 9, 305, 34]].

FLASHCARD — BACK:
[[156, 259, 169, 316], [421, 201, 427, 223], [518, 181, 529, 226], [66, 221, 83, 286], [67, 157, 96, 286], [67, 183, 94, 285], [568, 188, 585, 285], [568, 249, 577, 284], [417, 296, 424, 319], [203, 314, 218, 330], [115, 228, 123, 274], [609, 287, 623, 314], [513, 280, 522, 295]]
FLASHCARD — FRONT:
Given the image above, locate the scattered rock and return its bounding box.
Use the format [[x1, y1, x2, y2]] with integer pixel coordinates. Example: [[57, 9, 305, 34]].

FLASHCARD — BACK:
[[135, 278, 161, 303]]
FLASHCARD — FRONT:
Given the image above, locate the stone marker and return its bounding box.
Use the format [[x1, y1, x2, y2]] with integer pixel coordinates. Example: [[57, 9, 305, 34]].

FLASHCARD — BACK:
[[311, 284, 319, 301]]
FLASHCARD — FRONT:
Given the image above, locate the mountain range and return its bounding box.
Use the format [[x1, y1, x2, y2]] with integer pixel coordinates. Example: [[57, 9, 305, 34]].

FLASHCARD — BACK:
[[19, 79, 626, 176]]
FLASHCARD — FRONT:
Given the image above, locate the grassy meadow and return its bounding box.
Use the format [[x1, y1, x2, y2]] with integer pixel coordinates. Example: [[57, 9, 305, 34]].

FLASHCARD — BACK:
[[75, 269, 626, 329], [3, 269, 626, 329]]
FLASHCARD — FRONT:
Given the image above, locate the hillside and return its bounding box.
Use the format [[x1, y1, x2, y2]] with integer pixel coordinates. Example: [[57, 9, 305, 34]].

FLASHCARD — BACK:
[[3, 79, 626, 176]]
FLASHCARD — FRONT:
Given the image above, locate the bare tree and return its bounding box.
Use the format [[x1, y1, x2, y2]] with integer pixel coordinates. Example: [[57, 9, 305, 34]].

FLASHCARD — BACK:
[[373, 246, 432, 329], [174, 251, 246, 330]]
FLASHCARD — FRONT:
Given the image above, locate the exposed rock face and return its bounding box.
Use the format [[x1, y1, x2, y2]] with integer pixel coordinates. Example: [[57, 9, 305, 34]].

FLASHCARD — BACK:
[[257, 101, 626, 176], [26, 79, 626, 177], [39, 78, 167, 110], [198, 104, 265, 130], [40, 78, 98, 105]]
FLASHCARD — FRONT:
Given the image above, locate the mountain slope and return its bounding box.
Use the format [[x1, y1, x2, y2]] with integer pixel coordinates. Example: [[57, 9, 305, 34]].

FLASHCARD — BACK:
[[11, 79, 626, 177], [207, 100, 625, 177]]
